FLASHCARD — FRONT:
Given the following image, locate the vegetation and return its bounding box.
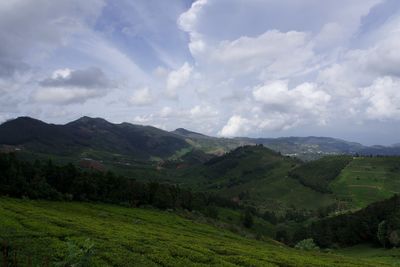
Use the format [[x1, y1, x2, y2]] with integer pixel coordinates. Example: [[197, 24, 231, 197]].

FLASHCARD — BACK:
[[331, 156, 400, 208], [0, 153, 241, 213], [1, 117, 400, 265], [306, 195, 400, 248], [176, 145, 336, 212], [0, 197, 391, 266], [289, 156, 352, 193], [295, 239, 320, 251]]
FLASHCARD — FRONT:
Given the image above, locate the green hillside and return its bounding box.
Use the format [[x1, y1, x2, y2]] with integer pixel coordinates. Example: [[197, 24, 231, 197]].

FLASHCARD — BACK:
[[331, 156, 400, 208], [176, 146, 335, 212], [0, 197, 389, 267], [289, 156, 352, 193]]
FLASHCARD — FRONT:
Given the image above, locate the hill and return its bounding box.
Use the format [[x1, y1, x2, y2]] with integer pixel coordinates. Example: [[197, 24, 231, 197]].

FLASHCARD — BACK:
[[307, 194, 400, 249], [289, 156, 352, 193], [0, 197, 389, 266], [330, 156, 400, 208], [176, 146, 336, 212], [0, 116, 190, 161]]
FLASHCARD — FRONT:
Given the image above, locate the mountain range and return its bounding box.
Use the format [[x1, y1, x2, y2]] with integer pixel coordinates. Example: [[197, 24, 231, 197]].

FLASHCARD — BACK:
[[0, 116, 399, 162]]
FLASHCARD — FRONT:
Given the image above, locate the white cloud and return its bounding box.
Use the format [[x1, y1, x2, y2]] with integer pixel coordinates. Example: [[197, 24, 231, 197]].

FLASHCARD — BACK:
[[211, 30, 315, 79], [189, 105, 218, 118], [253, 81, 331, 117], [178, 0, 208, 56], [362, 77, 400, 120], [218, 115, 250, 137], [166, 62, 193, 98], [129, 87, 153, 106]]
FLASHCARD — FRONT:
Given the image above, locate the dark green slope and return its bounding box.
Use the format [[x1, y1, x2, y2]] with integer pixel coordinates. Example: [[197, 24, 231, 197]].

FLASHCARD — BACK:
[[289, 156, 352, 193], [0, 116, 190, 160], [308, 194, 400, 248]]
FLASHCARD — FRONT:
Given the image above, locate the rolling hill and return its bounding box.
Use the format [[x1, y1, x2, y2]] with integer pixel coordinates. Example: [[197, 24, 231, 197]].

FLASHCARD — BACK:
[[1, 117, 400, 164], [174, 146, 336, 212], [0, 197, 390, 266]]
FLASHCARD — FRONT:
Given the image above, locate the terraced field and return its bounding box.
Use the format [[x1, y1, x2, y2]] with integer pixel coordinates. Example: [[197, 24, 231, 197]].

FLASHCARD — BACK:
[[0, 197, 390, 267], [331, 157, 400, 208]]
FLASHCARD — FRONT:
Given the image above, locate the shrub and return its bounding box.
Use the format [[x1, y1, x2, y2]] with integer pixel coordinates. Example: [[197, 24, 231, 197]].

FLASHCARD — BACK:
[[295, 239, 319, 251]]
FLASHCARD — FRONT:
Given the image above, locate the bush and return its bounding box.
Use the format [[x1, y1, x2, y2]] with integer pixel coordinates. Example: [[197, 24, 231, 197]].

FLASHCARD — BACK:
[[295, 239, 319, 251]]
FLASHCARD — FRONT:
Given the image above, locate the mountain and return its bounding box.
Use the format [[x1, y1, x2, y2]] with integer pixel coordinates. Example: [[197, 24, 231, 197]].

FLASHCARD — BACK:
[[1, 117, 399, 163], [172, 127, 252, 155], [237, 136, 363, 160], [172, 128, 210, 139], [235, 136, 400, 160], [0, 116, 190, 160]]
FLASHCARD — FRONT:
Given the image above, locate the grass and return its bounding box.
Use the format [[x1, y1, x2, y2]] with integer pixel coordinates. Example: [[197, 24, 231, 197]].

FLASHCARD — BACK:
[[335, 244, 400, 265], [330, 157, 400, 208], [0, 197, 391, 266]]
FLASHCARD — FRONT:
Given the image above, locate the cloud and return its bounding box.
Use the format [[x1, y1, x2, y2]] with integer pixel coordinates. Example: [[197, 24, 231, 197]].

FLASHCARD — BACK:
[[361, 76, 400, 120], [40, 67, 112, 89], [1, 0, 400, 144], [178, 0, 208, 56], [210, 30, 315, 79], [34, 67, 113, 104], [219, 81, 332, 137], [253, 81, 331, 117], [166, 62, 193, 98], [189, 105, 218, 118], [129, 87, 153, 106], [218, 115, 250, 137], [0, 0, 105, 77]]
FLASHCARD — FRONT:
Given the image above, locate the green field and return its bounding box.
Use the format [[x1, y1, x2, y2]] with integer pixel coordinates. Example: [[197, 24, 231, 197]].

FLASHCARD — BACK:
[[331, 157, 400, 208], [336, 244, 400, 265], [0, 197, 391, 267]]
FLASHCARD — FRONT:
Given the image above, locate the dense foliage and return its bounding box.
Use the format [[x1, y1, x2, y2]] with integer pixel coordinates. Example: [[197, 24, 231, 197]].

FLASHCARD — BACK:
[[289, 156, 352, 193], [306, 195, 400, 248], [0, 153, 238, 213]]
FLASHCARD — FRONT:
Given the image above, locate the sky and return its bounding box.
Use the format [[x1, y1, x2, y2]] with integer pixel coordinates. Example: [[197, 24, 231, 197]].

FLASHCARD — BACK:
[[0, 0, 400, 145]]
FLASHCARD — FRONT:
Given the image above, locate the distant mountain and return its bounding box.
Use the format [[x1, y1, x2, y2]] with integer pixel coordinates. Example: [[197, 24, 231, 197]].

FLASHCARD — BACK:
[[172, 128, 209, 139], [0, 116, 190, 160], [1, 117, 399, 163], [171, 127, 252, 155], [237, 136, 400, 160]]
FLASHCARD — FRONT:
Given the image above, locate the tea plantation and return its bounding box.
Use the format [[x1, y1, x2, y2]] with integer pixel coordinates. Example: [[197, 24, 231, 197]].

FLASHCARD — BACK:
[[0, 197, 391, 266]]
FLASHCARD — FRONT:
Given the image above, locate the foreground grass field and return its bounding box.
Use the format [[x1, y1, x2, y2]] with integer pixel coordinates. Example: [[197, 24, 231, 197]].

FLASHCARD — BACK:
[[336, 245, 400, 265], [0, 197, 393, 267]]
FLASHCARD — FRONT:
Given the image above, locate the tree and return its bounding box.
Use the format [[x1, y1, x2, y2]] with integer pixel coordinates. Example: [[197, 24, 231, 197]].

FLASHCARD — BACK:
[[377, 220, 388, 248], [242, 209, 254, 228]]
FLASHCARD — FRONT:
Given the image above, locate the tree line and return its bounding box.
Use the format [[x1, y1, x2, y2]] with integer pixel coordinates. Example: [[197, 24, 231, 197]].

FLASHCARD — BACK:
[[0, 153, 239, 213], [291, 194, 400, 248]]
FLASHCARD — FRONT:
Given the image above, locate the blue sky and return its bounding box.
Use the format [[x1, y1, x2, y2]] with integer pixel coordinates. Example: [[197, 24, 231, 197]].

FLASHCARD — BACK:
[[0, 0, 400, 145]]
